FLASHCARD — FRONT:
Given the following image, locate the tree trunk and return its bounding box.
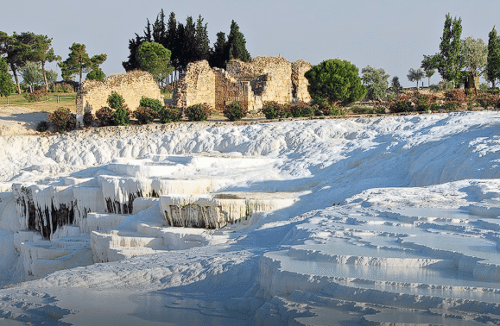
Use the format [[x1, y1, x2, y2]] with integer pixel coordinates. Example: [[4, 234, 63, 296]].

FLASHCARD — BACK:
[[10, 64, 21, 94], [42, 61, 49, 92]]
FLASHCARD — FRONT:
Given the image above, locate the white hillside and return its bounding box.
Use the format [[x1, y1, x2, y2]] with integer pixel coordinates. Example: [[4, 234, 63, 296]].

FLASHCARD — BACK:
[[0, 112, 499, 325]]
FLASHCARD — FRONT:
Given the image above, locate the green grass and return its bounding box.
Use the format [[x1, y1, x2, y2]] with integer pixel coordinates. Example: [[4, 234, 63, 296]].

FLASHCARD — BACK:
[[0, 92, 77, 113]]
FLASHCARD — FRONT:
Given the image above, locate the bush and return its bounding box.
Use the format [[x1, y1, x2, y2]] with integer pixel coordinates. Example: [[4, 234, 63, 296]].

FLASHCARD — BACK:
[[51, 82, 74, 93], [134, 107, 157, 124], [415, 93, 437, 111], [48, 107, 73, 132], [388, 94, 414, 113], [261, 101, 291, 119], [112, 107, 131, 126], [444, 101, 460, 111], [350, 106, 374, 114], [305, 59, 366, 106], [161, 84, 174, 95], [24, 89, 48, 102], [36, 121, 49, 132], [476, 91, 500, 109], [107, 92, 126, 110], [83, 111, 94, 127], [185, 103, 211, 121], [223, 101, 247, 121], [158, 106, 182, 123], [429, 80, 454, 91], [95, 107, 114, 126], [314, 104, 345, 116], [139, 97, 163, 112], [289, 102, 315, 117]]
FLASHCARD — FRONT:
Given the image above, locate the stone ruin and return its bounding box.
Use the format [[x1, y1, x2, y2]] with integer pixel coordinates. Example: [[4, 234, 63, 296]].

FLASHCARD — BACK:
[[76, 70, 162, 125], [173, 56, 312, 111]]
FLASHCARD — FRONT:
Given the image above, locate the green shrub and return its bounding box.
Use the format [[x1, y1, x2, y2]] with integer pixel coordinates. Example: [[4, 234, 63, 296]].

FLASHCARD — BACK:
[[107, 92, 126, 110], [95, 107, 115, 126], [429, 80, 454, 91], [223, 101, 247, 121], [350, 106, 374, 114], [476, 91, 500, 109], [161, 85, 174, 95], [48, 107, 73, 132], [388, 94, 414, 113], [51, 82, 74, 93], [318, 106, 346, 116], [112, 107, 131, 126], [374, 105, 386, 114], [83, 111, 94, 127], [289, 102, 315, 117], [139, 97, 163, 112], [24, 89, 48, 102], [415, 93, 436, 111], [36, 121, 49, 132], [261, 101, 291, 119], [444, 101, 460, 111], [185, 103, 211, 121], [134, 107, 157, 124], [158, 106, 182, 123]]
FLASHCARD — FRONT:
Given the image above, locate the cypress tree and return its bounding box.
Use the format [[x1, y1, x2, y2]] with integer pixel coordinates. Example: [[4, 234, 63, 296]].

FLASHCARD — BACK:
[[152, 9, 166, 44], [195, 15, 210, 61], [122, 34, 142, 71], [486, 26, 500, 89], [227, 20, 251, 62], [209, 32, 228, 69], [438, 13, 463, 86]]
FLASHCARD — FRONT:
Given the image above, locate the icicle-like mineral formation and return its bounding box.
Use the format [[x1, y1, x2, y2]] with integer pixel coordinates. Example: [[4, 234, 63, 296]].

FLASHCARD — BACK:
[[160, 195, 295, 229]]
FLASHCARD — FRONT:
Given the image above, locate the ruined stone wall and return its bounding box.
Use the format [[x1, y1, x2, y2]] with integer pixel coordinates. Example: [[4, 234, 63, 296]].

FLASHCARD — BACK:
[[292, 60, 312, 102], [213, 69, 253, 111], [227, 56, 293, 104], [76, 71, 161, 119], [172, 56, 311, 112], [173, 60, 215, 109]]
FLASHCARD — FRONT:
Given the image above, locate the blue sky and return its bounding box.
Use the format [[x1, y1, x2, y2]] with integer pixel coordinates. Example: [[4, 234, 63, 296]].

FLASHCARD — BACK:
[[2, 0, 499, 87]]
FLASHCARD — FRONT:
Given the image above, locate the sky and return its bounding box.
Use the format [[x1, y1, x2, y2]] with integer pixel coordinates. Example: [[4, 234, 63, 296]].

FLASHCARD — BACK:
[[2, 0, 500, 87]]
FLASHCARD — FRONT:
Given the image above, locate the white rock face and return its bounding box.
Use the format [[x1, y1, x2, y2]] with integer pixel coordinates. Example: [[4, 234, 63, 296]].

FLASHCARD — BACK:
[[160, 194, 295, 228], [1, 113, 500, 324]]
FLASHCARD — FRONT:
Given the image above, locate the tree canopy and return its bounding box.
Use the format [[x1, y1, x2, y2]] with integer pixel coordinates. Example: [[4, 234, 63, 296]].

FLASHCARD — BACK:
[[438, 13, 463, 85], [407, 68, 425, 88], [0, 31, 32, 93], [136, 41, 174, 83], [0, 57, 15, 98], [486, 27, 500, 88], [305, 59, 366, 106], [86, 67, 106, 81], [227, 20, 251, 62], [123, 10, 251, 77], [461, 36, 487, 80], [361, 65, 390, 101], [58, 43, 106, 84]]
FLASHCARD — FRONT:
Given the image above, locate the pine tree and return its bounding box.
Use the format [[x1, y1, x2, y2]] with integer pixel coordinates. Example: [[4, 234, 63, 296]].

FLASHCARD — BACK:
[[0, 57, 15, 98], [486, 26, 500, 89], [58, 43, 106, 84], [0, 31, 31, 94], [227, 20, 251, 62]]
